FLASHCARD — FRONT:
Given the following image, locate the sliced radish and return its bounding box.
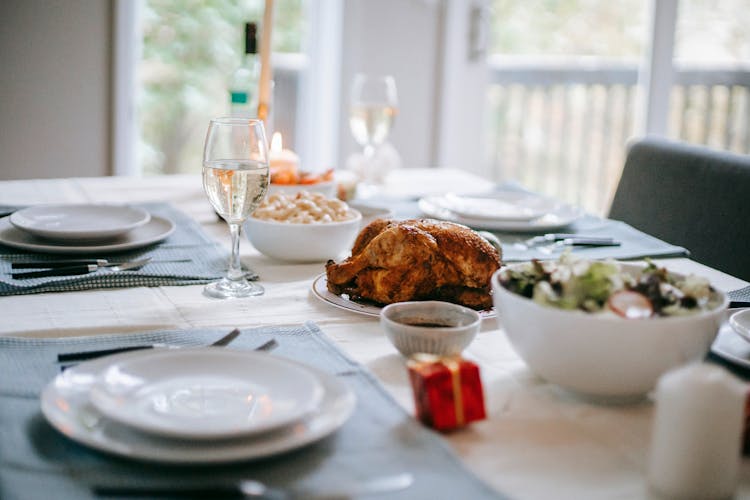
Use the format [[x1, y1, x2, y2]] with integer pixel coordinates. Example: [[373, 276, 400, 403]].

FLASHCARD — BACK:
[[608, 291, 653, 319]]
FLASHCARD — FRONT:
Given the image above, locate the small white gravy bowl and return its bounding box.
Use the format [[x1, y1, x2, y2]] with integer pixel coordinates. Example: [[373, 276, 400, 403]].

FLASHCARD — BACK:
[[381, 301, 481, 357]]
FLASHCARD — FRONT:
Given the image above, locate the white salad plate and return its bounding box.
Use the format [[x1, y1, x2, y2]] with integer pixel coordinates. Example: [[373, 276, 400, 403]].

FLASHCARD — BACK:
[[40, 349, 356, 464], [418, 192, 582, 232], [711, 310, 750, 369], [0, 215, 174, 254], [311, 273, 496, 319], [10, 204, 151, 241], [89, 349, 325, 440]]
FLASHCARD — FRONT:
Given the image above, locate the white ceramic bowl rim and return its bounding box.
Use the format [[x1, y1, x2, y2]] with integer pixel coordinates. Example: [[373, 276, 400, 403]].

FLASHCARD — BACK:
[[249, 209, 362, 227], [381, 301, 481, 331], [491, 263, 729, 323]]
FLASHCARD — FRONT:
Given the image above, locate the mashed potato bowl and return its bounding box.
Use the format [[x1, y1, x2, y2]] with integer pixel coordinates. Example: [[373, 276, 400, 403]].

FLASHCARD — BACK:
[[491, 263, 728, 400], [245, 210, 362, 262]]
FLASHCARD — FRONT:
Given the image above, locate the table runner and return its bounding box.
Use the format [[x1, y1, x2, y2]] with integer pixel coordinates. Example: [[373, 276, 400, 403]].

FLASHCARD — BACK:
[[0, 203, 256, 296], [0, 323, 503, 500], [376, 186, 689, 262]]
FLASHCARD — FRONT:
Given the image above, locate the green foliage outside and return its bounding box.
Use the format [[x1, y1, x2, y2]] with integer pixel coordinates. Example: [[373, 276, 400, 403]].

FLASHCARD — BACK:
[[139, 0, 304, 175]]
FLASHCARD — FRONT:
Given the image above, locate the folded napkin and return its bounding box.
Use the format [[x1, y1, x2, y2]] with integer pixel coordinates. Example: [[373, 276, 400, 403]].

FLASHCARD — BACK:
[[0, 323, 503, 499], [0, 203, 256, 296]]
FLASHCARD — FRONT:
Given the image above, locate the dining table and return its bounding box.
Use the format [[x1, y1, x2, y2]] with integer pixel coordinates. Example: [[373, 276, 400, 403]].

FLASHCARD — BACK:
[[1, 167, 749, 500]]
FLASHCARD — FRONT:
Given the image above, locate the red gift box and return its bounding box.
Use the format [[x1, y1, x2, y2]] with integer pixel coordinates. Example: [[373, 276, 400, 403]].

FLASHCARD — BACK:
[[407, 354, 486, 431]]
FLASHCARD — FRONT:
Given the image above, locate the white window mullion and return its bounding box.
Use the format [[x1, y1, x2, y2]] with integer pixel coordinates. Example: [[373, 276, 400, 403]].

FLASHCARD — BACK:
[[640, 0, 678, 137], [112, 0, 140, 176]]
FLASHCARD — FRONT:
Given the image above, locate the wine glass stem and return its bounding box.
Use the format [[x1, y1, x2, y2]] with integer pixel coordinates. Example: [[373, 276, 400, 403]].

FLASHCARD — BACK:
[[227, 222, 244, 281]]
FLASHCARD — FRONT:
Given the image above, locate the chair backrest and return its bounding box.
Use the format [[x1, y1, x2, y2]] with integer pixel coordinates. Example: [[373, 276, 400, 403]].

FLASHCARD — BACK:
[[609, 138, 750, 281]]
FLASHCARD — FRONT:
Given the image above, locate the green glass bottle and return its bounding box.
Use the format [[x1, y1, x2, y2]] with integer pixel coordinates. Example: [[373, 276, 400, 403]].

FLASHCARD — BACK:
[[228, 22, 259, 117]]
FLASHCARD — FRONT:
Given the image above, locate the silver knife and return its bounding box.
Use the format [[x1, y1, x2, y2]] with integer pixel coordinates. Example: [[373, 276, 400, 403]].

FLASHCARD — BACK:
[[11, 258, 191, 269], [11, 257, 152, 279], [92, 473, 414, 499]]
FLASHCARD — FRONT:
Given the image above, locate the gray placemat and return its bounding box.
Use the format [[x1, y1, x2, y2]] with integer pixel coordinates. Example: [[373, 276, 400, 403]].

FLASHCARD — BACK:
[[0, 203, 257, 296], [0, 323, 503, 500], [729, 286, 750, 303], [375, 185, 689, 262]]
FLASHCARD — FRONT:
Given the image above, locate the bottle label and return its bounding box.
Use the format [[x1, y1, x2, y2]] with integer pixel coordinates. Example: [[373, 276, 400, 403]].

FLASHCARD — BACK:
[[231, 91, 248, 104]]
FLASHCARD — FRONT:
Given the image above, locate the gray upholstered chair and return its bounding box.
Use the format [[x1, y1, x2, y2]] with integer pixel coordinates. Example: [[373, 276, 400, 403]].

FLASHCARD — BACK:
[[608, 138, 750, 281]]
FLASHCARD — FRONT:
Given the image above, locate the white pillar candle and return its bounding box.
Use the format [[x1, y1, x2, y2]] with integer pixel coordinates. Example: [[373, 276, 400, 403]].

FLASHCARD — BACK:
[[648, 363, 746, 499]]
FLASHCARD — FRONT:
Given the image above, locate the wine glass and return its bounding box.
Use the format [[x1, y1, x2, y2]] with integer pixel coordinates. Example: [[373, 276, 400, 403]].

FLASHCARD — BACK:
[[202, 117, 269, 299], [349, 74, 398, 184]]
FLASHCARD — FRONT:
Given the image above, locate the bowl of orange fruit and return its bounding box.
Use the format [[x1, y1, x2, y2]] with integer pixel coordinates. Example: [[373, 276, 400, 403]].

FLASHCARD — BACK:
[[268, 167, 336, 198]]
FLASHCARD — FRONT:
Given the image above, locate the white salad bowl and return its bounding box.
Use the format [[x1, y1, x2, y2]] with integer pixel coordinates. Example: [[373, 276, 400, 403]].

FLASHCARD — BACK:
[[245, 210, 362, 262], [491, 262, 728, 401]]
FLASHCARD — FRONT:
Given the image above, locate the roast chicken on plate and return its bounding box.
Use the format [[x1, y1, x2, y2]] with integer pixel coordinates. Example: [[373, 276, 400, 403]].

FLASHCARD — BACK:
[[325, 218, 502, 310]]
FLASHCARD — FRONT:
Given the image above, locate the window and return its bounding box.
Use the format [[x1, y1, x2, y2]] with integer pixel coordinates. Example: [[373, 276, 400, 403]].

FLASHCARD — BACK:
[[486, 0, 649, 214], [137, 0, 307, 175], [485, 0, 750, 215]]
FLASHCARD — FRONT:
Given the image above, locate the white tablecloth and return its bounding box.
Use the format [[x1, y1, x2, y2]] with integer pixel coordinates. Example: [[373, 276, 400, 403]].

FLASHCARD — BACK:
[[1, 169, 748, 499]]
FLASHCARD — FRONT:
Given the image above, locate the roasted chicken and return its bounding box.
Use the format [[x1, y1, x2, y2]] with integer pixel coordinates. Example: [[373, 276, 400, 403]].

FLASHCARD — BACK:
[[325, 218, 502, 309]]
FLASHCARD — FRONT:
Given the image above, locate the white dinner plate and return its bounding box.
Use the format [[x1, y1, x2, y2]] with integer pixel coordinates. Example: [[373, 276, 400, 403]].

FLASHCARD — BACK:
[[10, 204, 151, 241], [729, 309, 750, 342], [89, 349, 325, 440], [311, 273, 496, 319], [0, 215, 174, 254], [418, 193, 582, 232], [710, 310, 750, 368], [431, 193, 546, 221], [40, 350, 356, 464]]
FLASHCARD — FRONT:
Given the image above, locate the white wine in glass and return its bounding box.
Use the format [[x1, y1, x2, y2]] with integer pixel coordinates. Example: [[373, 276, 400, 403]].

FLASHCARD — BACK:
[[202, 118, 269, 299], [349, 74, 398, 183]]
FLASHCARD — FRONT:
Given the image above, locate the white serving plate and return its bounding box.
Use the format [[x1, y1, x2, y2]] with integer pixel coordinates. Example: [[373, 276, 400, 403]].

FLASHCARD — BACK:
[[418, 192, 582, 232], [40, 350, 356, 464], [0, 215, 174, 254], [89, 349, 325, 440], [10, 204, 151, 241], [311, 273, 496, 319]]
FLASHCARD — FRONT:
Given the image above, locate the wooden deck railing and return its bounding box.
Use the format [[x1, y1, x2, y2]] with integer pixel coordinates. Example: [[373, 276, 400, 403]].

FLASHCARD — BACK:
[[487, 58, 750, 215]]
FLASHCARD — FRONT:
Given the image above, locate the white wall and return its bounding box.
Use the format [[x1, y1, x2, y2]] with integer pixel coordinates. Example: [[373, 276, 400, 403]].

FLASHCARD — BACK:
[[0, 0, 112, 181], [338, 0, 442, 168]]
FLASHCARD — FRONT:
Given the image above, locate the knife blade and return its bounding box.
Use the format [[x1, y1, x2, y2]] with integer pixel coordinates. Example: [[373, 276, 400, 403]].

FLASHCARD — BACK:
[[11, 258, 151, 279], [526, 233, 617, 245], [11, 258, 191, 269], [92, 473, 413, 499]]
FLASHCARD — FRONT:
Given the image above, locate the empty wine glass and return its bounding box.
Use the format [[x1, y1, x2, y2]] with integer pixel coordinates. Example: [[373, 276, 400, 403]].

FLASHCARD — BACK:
[[349, 74, 398, 184], [202, 117, 269, 299]]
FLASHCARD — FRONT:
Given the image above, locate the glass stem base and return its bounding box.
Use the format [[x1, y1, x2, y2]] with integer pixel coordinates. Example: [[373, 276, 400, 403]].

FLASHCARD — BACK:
[[204, 277, 264, 299]]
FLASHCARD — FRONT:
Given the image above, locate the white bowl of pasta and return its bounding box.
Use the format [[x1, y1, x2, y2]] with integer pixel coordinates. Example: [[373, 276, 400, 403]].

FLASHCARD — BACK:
[[246, 191, 362, 262]]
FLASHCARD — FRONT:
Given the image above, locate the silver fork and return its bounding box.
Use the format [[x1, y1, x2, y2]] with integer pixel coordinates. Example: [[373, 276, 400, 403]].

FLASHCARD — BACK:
[[57, 328, 245, 363]]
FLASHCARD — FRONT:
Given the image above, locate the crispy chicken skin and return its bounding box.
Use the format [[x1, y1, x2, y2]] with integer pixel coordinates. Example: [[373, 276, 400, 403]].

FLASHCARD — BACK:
[[325, 218, 502, 309]]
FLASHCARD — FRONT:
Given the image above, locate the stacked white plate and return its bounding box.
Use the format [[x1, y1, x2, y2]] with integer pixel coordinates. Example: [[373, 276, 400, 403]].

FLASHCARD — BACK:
[[40, 348, 356, 463], [418, 192, 582, 232], [0, 204, 175, 254]]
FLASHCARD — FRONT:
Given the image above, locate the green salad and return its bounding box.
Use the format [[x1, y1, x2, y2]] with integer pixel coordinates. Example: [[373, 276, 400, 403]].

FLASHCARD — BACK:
[[498, 253, 718, 318]]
